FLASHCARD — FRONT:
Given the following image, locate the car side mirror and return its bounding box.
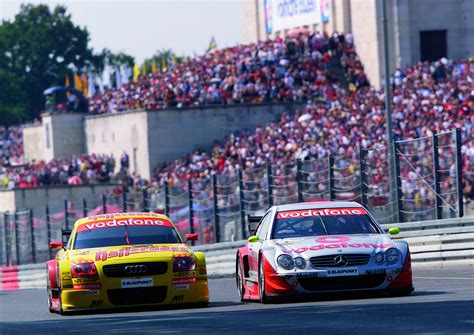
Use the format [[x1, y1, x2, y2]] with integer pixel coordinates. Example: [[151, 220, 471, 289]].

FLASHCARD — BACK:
[[49, 241, 63, 249], [388, 227, 400, 235], [248, 235, 258, 243], [185, 234, 199, 243]]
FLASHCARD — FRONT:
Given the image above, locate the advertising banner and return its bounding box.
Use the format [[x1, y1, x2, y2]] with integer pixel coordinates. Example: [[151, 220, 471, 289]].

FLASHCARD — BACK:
[[264, 0, 326, 34]]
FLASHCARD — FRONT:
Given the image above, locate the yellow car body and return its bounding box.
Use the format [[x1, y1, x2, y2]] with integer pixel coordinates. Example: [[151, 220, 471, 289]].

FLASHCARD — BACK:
[[46, 212, 209, 313]]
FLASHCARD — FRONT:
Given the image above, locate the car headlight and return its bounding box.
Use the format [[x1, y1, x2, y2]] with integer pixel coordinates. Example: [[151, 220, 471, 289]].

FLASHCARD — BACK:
[[385, 248, 401, 264], [294, 257, 306, 269], [374, 252, 385, 265], [277, 254, 295, 270]]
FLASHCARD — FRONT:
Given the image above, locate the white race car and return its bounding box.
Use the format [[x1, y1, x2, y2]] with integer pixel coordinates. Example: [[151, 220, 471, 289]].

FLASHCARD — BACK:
[[236, 201, 414, 302]]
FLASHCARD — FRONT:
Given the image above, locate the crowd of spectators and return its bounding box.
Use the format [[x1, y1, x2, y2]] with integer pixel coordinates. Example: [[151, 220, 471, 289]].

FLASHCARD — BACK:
[[2, 34, 473, 220], [1, 154, 116, 189], [1, 125, 25, 167], [89, 32, 357, 113]]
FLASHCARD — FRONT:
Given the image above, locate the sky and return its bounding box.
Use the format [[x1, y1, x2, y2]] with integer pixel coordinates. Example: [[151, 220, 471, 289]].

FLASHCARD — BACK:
[[0, 0, 244, 63]]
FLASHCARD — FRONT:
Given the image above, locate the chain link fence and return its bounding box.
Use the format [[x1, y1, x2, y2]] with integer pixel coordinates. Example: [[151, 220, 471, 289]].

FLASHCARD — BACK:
[[0, 129, 466, 266]]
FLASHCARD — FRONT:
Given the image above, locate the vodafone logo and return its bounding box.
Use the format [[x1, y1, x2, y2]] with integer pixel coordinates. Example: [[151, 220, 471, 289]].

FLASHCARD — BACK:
[[315, 236, 351, 243], [77, 218, 172, 232], [277, 208, 367, 219]]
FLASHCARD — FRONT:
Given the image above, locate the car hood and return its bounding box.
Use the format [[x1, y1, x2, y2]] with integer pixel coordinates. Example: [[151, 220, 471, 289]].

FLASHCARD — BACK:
[[268, 234, 395, 258], [67, 244, 192, 264]]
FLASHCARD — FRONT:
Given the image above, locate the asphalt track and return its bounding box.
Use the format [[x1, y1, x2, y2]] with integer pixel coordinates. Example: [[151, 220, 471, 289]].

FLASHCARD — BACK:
[[1, 266, 473, 335]]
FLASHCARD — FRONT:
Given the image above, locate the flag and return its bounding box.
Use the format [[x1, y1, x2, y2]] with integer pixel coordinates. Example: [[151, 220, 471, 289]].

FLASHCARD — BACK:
[[121, 65, 131, 84], [161, 57, 167, 72], [151, 58, 157, 74], [172, 55, 178, 65], [102, 66, 111, 89], [115, 67, 121, 88], [81, 73, 88, 97], [207, 36, 217, 52], [133, 64, 140, 82], [88, 72, 95, 97], [65, 73, 71, 87], [74, 73, 83, 92], [142, 63, 147, 77]]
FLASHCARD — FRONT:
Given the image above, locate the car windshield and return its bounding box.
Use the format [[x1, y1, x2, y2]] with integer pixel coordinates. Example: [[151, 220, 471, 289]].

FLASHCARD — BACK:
[[272, 207, 379, 239], [74, 225, 181, 249]]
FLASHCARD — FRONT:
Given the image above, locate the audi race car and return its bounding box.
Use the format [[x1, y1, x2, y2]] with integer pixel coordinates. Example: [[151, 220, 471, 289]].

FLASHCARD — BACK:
[[47, 212, 209, 314], [236, 202, 413, 302]]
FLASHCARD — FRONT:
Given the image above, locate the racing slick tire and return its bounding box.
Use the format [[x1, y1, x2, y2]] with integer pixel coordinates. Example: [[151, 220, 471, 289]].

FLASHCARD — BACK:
[[258, 257, 269, 304], [46, 269, 54, 313], [236, 254, 245, 301]]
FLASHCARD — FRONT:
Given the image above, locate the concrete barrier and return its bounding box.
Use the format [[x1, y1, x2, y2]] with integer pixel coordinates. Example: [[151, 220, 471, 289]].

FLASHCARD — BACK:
[[2, 217, 473, 290]]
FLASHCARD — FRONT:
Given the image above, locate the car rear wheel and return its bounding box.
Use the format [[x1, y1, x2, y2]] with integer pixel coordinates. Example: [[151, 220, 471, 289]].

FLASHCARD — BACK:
[[258, 258, 268, 304], [46, 269, 54, 313], [236, 254, 245, 301]]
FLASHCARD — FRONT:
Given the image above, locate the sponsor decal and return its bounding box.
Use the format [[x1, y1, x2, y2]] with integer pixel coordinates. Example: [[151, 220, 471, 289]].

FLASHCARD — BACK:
[[198, 267, 207, 275], [84, 290, 100, 296], [173, 271, 195, 278], [327, 268, 359, 277], [173, 284, 189, 290], [73, 277, 99, 283], [121, 278, 153, 288], [77, 217, 173, 232], [277, 208, 367, 219], [73, 283, 102, 290], [196, 276, 207, 282], [171, 295, 185, 303], [87, 212, 163, 221], [281, 273, 319, 279], [366, 268, 400, 276], [89, 300, 103, 308], [279, 236, 392, 253], [95, 245, 189, 261], [61, 275, 72, 281], [172, 277, 196, 285]]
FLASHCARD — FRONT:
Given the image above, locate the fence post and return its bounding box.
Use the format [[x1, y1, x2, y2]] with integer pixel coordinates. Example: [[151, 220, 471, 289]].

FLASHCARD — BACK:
[[212, 174, 220, 243], [122, 192, 127, 212], [142, 189, 148, 212], [238, 169, 247, 238], [328, 155, 335, 201], [5, 212, 11, 266], [188, 180, 195, 239], [394, 142, 404, 223], [46, 206, 52, 259], [0, 212, 6, 265], [454, 128, 464, 218], [296, 159, 303, 202], [267, 163, 274, 207], [102, 194, 107, 214], [359, 149, 368, 207], [164, 182, 170, 217], [83, 198, 88, 218], [432, 134, 443, 220], [64, 200, 69, 230], [29, 209, 36, 263], [14, 211, 20, 265]]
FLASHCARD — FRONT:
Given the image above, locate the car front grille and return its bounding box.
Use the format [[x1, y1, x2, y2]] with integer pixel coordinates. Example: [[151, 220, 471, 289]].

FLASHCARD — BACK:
[[102, 262, 168, 277], [298, 274, 386, 291], [107, 286, 167, 305], [310, 254, 371, 268]]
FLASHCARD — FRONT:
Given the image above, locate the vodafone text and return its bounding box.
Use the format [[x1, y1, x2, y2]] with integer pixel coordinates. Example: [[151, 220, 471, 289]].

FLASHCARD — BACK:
[[77, 218, 172, 232], [277, 208, 367, 219]]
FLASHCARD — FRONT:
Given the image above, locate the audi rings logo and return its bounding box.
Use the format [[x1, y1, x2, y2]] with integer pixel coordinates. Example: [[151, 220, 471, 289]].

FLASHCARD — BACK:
[[124, 265, 147, 274], [334, 255, 349, 267]]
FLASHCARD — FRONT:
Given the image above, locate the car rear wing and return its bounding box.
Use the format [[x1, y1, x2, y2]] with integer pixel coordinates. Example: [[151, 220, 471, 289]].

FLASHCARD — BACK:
[[62, 229, 71, 244], [247, 215, 263, 236]]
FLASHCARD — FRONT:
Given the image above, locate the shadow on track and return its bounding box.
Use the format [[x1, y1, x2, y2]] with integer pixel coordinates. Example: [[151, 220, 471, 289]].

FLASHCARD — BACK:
[[2, 299, 472, 335]]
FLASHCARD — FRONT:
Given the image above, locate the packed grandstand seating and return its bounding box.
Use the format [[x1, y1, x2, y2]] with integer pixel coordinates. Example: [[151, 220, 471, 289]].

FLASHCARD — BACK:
[[1, 34, 473, 206]]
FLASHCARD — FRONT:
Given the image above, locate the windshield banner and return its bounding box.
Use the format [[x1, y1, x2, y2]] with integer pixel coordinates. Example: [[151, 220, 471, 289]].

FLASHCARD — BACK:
[[76, 218, 173, 232], [277, 208, 367, 219]]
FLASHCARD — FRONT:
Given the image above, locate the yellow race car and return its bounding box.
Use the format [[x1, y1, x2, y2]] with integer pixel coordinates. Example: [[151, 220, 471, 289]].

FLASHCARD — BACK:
[[46, 212, 209, 314]]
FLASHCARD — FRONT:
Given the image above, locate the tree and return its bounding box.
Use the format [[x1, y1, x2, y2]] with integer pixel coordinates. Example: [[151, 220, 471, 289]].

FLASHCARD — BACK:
[[0, 69, 27, 126], [0, 4, 96, 122], [144, 49, 183, 73]]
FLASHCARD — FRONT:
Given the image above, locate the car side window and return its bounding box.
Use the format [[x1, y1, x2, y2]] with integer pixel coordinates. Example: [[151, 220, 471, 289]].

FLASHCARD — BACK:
[[257, 212, 273, 241]]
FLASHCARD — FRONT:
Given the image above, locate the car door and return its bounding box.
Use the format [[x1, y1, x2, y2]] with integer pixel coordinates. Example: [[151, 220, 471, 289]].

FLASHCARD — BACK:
[[248, 211, 273, 280]]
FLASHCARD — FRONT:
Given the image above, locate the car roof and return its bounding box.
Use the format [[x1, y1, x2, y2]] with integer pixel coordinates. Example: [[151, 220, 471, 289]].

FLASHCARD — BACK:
[[73, 212, 171, 229], [273, 201, 364, 212]]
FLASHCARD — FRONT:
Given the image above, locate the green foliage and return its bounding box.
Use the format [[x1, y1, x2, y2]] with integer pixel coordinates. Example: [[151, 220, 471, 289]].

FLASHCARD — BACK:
[[0, 69, 27, 126], [144, 49, 183, 71], [0, 4, 95, 122]]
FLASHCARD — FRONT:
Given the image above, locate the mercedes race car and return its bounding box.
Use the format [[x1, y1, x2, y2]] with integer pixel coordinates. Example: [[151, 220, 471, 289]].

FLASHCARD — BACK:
[[236, 202, 413, 302], [47, 212, 209, 314]]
